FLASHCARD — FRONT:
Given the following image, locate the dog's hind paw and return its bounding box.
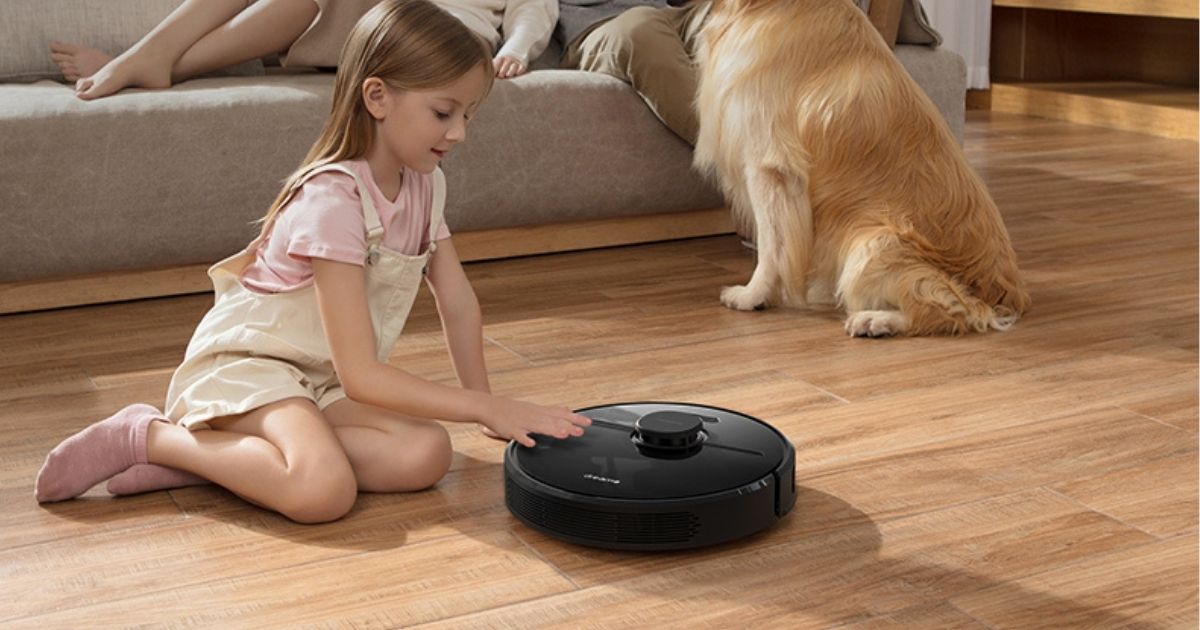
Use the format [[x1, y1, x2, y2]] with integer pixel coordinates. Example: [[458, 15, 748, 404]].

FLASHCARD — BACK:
[[845, 310, 908, 338], [721, 284, 769, 311]]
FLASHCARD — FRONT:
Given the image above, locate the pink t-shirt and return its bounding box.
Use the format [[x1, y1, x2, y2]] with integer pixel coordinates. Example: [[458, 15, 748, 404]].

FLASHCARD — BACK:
[[241, 160, 450, 293]]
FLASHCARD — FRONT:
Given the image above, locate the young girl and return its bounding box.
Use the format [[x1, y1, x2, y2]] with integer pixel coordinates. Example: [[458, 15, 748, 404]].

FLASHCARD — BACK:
[[36, 0, 591, 523], [52, 0, 556, 101]]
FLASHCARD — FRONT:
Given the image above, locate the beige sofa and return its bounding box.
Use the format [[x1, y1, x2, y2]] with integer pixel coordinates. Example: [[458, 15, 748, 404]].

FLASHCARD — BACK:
[[0, 0, 966, 313]]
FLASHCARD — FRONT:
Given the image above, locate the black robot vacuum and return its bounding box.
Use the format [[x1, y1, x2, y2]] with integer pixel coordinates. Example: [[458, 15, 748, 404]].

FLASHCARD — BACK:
[[504, 402, 796, 551]]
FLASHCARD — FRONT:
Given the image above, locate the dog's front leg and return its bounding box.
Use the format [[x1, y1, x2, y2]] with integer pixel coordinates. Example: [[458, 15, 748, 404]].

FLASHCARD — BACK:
[[721, 164, 811, 311], [721, 229, 777, 311]]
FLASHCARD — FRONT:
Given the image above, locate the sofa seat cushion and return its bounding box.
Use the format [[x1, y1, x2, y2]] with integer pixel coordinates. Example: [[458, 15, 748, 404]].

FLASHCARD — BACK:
[[0, 45, 964, 283], [1, 74, 332, 282], [442, 70, 719, 231], [0, 71, 719, 282]]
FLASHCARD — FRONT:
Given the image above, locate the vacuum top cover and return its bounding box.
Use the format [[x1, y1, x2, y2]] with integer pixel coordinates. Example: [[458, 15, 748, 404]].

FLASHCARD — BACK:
[[512, 402, 789, 500]]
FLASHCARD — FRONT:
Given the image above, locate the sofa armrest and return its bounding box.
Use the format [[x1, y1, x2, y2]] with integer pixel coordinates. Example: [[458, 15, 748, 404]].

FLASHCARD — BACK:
[[868, 0, 903, 49]]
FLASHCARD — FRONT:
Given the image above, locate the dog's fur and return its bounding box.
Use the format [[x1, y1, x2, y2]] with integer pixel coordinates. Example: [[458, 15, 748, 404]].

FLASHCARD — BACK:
[[694, 0, 1029, 336]]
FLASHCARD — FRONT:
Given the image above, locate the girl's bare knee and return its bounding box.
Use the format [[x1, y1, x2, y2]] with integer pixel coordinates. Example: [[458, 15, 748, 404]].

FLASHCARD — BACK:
[[390, 423, 452, 491], [413, 424, 453, 488], [281, 483, 357, 524], [279, 466, 358, 524]]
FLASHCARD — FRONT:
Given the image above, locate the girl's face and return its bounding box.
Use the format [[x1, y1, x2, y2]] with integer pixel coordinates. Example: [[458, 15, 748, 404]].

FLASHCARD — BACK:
[[365, 64, 489, 175]]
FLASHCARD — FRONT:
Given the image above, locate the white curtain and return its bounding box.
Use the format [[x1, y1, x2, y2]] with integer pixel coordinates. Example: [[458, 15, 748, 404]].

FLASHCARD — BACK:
[[921, 0, 992, 90]]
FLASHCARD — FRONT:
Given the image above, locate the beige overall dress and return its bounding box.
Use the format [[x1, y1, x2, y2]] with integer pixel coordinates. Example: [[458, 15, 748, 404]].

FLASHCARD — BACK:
[[165, 164, 446, 430]]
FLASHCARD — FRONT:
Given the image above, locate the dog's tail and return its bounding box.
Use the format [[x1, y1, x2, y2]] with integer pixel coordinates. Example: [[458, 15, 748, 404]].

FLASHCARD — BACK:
[[899, 271, 1021, 335], [900, 266, 1024, 335], [842, 231, 1025, 335]]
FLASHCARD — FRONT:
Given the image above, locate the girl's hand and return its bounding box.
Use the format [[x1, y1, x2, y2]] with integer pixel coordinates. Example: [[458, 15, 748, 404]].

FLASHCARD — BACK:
[[493, 55, 526, 79], [482, 396, 591, 447]]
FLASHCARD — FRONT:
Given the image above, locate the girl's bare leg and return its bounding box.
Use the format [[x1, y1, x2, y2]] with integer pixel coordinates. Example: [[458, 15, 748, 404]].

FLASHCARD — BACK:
[[112, 396, 455, 496], [69, 0, 317, 101], [146, 397, 358, 523], [321, 398, 454, 493]]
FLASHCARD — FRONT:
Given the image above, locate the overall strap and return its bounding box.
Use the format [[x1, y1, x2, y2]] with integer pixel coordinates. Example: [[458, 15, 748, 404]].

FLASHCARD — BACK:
[[427, 167, 447, 245], [298, 163, 384, 243], [221, 162, 384, 281], [260, 162, 383, 246]]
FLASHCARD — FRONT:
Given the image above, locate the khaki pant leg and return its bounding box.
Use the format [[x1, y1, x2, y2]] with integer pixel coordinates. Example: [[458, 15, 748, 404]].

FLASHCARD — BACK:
[[563, 5, 706, 145]]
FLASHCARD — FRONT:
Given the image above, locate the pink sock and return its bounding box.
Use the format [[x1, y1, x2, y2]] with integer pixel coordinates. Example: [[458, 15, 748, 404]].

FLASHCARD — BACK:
[[35, 403, 164, 503], [106, 464, 208, 496]]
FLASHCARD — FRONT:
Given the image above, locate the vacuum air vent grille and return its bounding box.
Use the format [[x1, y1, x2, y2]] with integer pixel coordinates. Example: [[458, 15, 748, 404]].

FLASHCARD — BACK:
[[507, 479, 701, 545]]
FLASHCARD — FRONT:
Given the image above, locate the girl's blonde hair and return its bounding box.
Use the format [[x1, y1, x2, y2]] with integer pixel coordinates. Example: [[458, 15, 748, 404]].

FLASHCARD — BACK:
[[258, 0, 494, 236]]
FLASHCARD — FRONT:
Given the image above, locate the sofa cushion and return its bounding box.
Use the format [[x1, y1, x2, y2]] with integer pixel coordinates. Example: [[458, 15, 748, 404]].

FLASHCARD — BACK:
[[444, 70, 720, 231], [0, 74, 329, 282], [0, 71, 721, 282], [899, 0, 943, 47], [0, 0, 263, 83], [858, 0, 943, 47], [0, 46, 965, 283]]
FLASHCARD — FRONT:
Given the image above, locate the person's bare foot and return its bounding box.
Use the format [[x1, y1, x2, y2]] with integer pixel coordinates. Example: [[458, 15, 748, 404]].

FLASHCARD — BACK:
[[49, 41, 113, 82], [70, 46, 173, 101]]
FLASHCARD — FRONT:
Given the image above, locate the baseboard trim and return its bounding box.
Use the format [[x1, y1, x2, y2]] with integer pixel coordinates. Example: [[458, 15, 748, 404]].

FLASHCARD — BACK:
[[967, 88, 992, 111], [453, 207, 734, 262], [0, 207, 734, 315]]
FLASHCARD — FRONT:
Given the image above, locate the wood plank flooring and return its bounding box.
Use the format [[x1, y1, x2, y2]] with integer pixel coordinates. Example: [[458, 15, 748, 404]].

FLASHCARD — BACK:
[[0, 112, 1196, 628]]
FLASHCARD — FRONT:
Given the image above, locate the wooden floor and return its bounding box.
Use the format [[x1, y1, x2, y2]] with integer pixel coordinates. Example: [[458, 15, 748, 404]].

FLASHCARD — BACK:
[[1, 112, 1196, 628]]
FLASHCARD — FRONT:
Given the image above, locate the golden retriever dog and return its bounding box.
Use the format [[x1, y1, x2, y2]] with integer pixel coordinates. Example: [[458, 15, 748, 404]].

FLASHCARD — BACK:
[[693, 0, 1029, 336]]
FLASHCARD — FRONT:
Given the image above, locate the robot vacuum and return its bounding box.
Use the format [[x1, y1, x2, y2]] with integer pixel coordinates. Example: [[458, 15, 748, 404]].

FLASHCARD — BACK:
[[504, 402, 796, 551]]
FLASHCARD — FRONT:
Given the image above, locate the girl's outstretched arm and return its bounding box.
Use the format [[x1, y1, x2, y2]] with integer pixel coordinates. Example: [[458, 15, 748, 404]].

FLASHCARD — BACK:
[[312, 258, 590, 446], [424, 238, 490, 394]]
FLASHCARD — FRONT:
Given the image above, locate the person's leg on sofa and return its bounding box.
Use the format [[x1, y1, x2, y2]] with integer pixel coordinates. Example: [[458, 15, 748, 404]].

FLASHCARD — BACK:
[[53, 0, 317, 101], [48, 43, 113, 83], [563, 5, 703, 145], [170, 0, 319, 82]]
